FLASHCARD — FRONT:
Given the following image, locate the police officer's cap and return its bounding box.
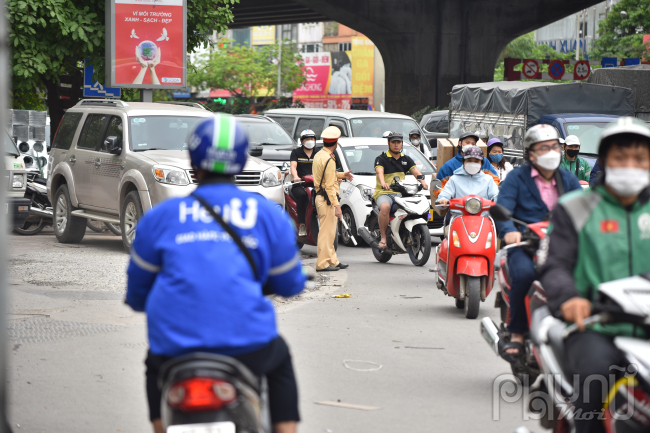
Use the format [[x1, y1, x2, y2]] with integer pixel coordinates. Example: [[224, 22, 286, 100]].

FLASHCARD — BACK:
[[321, 126, 341, 146]]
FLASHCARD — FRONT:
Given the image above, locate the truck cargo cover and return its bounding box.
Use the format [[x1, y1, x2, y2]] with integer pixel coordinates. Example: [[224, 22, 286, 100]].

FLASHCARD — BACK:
[[588, 65, 650, 114], [450, 81, 634, 128]]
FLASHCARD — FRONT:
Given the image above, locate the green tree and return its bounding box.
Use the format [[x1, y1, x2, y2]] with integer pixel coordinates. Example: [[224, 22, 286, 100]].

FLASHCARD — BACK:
[[8, 0, 238, 129], [591, 0, 650, 60], [189, 39, 306, 113]]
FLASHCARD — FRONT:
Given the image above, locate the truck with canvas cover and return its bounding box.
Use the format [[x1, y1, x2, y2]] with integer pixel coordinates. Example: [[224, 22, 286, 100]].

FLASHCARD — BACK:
[[588, 65, 650, 125]]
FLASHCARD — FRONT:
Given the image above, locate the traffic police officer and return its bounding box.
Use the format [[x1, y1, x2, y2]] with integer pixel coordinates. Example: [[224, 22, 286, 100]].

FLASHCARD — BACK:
[[313, 126, 353, 272]]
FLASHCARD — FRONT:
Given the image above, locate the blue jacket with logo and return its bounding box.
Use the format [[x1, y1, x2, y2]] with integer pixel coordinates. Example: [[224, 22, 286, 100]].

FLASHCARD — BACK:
[[126, 182, 306, 357]]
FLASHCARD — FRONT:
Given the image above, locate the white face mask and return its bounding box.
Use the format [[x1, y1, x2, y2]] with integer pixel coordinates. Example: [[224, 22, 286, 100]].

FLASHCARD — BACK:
[[605, 167, 650, 197], [303, 139, 315, 149], [531, 150, 561, 171], [411, 139, 421, 146], [465, 162, 481, 175]]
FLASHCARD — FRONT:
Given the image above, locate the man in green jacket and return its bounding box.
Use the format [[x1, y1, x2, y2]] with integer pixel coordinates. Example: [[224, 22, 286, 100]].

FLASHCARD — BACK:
[[539, 118, 650, 433], [559, 134, 592, 182]]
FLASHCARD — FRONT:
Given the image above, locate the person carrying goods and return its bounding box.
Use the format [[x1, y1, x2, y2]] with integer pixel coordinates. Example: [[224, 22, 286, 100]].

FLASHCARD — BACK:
[[290, 129, 320, 237], [495, 124, 581, 361], [125, 114, 307, 433], [313, 126, 353, 272], [538, 117, 650, 433], [486, 138, 514, 181], [559, 134, 592, 182]]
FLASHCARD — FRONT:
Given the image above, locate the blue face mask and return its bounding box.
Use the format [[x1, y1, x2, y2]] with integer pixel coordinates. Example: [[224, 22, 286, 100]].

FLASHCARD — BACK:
[[489, 154, 504, 163]]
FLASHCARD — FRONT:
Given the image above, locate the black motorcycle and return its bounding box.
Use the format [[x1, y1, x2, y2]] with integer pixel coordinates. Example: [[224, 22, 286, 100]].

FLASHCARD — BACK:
[[13, 172, 51, 235]]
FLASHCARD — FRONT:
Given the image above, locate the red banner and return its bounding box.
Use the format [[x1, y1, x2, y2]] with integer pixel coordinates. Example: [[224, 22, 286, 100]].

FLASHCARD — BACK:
[[293, 53, 332, 96], [112, 0, 185, 87]]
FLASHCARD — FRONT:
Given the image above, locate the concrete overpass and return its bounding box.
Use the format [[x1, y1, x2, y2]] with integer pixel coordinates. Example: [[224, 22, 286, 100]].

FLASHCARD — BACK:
[[231, 0, 602, 114]]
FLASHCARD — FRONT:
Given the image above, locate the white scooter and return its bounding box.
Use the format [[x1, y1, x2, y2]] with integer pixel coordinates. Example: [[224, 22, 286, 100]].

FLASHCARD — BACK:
[[357, 177, 432, 266]]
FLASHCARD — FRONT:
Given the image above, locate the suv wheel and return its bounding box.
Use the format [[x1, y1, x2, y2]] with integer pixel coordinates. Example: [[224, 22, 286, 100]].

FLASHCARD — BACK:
[[121, 191, 143, 252], [53, 184, 87, 243]]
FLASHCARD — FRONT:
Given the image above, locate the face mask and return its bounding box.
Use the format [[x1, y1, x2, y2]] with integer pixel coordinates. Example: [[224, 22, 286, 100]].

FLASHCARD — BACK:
[[566, 149, 579, 158], [531, 150, 561, 171], [303, 140, 315, 149], [465, 162, 481, 175], [411, 139, 421, 146], [605, 167, 650, 197], [489, 154, 504, 163]]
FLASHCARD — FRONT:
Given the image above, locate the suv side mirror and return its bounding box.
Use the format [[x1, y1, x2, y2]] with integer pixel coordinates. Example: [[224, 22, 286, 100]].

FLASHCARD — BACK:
[[249, 145, 263, 158], [105, 136, 122, 155]]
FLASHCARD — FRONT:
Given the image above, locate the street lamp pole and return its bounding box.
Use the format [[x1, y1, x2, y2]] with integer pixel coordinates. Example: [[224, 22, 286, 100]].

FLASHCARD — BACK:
[[277, 39, 282, 98]]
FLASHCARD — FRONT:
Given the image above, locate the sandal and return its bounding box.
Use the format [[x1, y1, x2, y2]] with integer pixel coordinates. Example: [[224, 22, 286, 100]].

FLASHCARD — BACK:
[[377, 241, 387, 249], [499, 340, 525, 365]]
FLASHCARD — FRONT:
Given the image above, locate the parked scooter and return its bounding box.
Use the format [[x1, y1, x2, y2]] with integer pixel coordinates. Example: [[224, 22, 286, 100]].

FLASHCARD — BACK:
[[528, 274, 650, 432], [480, 204, 549, 380], [434, 195, 497, 319], [13, 173, 51, 235], [357, 176, 431, 266], [283, 173, 338, 251]]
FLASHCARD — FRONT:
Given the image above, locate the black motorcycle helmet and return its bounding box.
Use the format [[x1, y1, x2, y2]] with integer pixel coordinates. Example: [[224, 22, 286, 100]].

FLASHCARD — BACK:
[[458, 131, 480, 154]]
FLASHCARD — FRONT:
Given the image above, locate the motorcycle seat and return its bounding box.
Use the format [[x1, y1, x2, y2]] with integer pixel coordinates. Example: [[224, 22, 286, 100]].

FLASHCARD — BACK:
[[158, 352, 260, 393]]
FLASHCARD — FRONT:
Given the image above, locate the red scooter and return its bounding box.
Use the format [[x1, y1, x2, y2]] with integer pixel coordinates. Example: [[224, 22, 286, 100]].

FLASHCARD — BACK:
[[435, 195, 497, 319], [283, 173, 338, 251]]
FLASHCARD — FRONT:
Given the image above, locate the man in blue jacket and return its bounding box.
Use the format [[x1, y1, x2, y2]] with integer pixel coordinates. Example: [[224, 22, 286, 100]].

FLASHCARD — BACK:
[[495, 124, 581, 362], [126, 114, 306, 433]]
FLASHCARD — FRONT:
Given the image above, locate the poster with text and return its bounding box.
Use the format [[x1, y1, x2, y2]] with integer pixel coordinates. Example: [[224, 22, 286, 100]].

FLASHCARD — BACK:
[[109, 0, 186, 88], [293, 52, 332, 96], [351, 37, 374, 99]]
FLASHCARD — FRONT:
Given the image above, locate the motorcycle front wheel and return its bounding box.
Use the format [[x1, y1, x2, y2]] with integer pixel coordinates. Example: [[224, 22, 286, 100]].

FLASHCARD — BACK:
[[407, 224, 431, 266], [465, 276, 481, 319]]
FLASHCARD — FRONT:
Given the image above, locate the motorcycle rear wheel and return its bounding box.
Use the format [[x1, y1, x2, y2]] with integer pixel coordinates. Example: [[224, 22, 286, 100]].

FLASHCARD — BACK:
[[407, 224, 431, 266], [86, 220, 105, 233], [464, 276, 481, 319], [14, 218, 46, 235]]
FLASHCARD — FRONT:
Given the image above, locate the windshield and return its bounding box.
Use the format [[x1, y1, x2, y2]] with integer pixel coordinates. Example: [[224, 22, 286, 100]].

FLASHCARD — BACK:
[[563, 123, 611, 155], [350, 118, 430, 147], [340, 145, 435, 176], [4, 130, 19, 156], [237, 119, 295, 146], [129, 116, 204, 151]]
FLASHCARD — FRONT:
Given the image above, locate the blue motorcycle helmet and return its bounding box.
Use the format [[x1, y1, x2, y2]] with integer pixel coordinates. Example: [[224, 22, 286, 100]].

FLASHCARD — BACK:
[[187, 114, 249, 175]]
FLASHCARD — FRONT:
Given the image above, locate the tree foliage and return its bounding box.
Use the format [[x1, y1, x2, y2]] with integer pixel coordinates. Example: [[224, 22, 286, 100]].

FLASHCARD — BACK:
[[189, 40, 306, 98], [591, 0, 650, 60]]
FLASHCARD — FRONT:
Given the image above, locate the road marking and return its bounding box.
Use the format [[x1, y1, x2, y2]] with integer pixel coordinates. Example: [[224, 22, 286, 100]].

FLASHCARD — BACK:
[[314, 401, 381, 411]]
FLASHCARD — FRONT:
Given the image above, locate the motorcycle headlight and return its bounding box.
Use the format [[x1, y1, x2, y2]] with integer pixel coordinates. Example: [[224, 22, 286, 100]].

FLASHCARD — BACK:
[[261, 167, 282, 187], [465, 197, 482, 215], [356, 184, 375, 202], [12, 174, 23, 188], [152, 165, 190, 186]]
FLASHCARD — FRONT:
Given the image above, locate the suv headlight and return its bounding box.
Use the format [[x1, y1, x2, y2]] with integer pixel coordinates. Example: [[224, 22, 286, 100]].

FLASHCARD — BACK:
[[356, 184, 375, 201], [12, 174, 23, 188], [152, 165, 190, 186], [261, 167, 282, 188]]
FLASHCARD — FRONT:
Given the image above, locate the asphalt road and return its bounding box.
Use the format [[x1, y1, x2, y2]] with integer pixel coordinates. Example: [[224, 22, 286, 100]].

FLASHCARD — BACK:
[[7, 229, 547, 433]]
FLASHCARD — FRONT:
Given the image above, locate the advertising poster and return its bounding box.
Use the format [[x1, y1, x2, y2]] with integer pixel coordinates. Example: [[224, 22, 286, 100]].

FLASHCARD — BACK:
[[294, 52, 352, 109], [251, 26, 276, 46], [351, 36, 374, 102], [107, 0, 187, 89]]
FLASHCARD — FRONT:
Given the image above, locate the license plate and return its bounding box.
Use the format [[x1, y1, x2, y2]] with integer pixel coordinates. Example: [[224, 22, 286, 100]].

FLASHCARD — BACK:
[[167, 422, 236, 433]]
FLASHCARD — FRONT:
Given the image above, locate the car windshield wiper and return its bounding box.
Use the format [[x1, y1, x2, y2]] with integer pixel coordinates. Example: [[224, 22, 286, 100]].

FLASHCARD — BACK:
[[352, 172, 376, 175], [258, 142, 293, 146]]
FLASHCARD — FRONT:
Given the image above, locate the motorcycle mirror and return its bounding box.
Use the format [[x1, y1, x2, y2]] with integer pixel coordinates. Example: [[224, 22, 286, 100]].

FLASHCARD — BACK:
[[249, 145, 263, 158], [393, 176, 400, 183], [430, 179, 442, 190], [489, 204, 512, 221]]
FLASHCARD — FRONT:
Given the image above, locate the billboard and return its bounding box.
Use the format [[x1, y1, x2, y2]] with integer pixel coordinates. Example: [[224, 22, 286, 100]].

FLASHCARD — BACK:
[[294, 52, 332, 97], [251, 26, 276, 46], [351, 37, 374, 100], [106, 0, 187, 89]]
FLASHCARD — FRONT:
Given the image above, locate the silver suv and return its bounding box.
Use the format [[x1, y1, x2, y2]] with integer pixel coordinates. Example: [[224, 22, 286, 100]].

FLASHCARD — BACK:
[[47, 100, 284, 251]]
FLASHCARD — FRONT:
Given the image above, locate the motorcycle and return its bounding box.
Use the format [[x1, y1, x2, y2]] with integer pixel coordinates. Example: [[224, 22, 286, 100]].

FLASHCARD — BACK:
[[13, 173, 52, 235], [434, 195, 497, 319], [159, 353, 271, 433], [283, 173, 338, 251], [357, 176, 431, 266], [480, 204, 549, 380], [526, 274, 650, 433]]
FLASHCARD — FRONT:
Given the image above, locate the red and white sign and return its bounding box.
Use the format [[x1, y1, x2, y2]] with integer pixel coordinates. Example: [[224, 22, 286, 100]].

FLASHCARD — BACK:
[[573, 60, 591, 80], [107, 0, 187, 89], [300, 95, 351, 110], [522, 59, 539, 79], [293, 53, 332, 96]]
